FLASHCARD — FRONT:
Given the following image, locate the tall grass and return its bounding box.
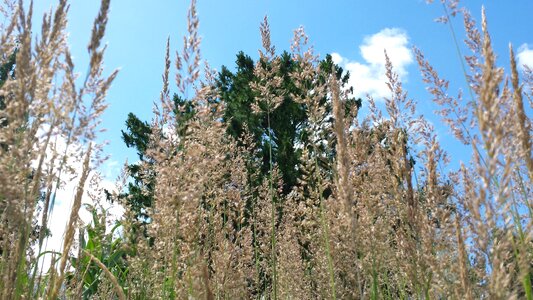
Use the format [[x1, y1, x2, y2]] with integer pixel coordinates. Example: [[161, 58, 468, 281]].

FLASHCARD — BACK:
[[0, 0, 531, 299], [0, 0, 117, 298]]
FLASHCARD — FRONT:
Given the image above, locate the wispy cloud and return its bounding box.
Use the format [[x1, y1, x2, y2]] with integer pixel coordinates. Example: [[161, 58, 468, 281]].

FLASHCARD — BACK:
[[33, 127, 124, 272], [332, 28, 413, 99], [517, 44, 533, 70]]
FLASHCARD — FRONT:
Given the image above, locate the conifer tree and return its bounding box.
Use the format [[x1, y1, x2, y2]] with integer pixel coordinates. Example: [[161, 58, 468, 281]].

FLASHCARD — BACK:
[[119, 51, 360, 233]]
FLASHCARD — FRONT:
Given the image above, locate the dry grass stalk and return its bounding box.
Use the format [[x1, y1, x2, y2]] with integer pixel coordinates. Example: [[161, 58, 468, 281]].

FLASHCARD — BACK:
[[0, 0, 115, 298], [417, 2, 532, 298], [81, 249, 126, 300], [1, 0, 530, 298], [48, 145, 92, 300], [509, 45, 533, 184]]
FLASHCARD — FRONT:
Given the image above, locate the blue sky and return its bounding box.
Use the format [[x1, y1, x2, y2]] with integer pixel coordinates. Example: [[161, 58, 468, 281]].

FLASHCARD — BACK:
[[31, 0, 533, 178]]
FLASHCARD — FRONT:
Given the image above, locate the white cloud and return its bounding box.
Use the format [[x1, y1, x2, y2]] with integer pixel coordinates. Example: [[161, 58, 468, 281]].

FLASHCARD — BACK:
[[517, 44, 533, 70], [331, 52, 344, 65], [103, 159, 120, 179], [33, 127, 124, 272], [39, 169, 123, 272], [333, 28, 413, 99]]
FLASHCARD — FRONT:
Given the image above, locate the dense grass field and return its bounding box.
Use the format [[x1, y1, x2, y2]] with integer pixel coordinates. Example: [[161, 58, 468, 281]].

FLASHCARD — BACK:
[[0, 0, 531, 299]]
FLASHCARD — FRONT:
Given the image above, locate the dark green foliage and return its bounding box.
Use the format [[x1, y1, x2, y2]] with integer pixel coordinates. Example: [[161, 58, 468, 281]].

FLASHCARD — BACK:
[[0, 49, 16, 111], [118, 94, 197, 235], [172, 93, 197, 139], [122, 113, 152, 161], [218, 52, 292, 191], [119, 51, 360, 234], [217, 52, 360, 194], [67, 205, 128, 299], [0, 49, 16, 139], [120, 113, 153, 224]]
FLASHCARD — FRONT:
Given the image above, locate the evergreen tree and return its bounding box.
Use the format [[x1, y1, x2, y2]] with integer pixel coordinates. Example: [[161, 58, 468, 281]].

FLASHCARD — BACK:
[[217, 51, 360, 194], [120, 112, 152, 224], [118, 94, 196, 230], [119, 51, 360, 230], [0, 49, 16, 108]]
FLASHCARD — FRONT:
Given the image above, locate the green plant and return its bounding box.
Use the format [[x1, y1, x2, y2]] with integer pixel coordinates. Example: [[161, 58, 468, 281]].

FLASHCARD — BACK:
[[67, 204, 128, 299]]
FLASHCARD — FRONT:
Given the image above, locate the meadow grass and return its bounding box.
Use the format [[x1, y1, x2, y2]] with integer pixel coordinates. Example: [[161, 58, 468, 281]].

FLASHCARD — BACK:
[[0, 0, 531, 299]]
